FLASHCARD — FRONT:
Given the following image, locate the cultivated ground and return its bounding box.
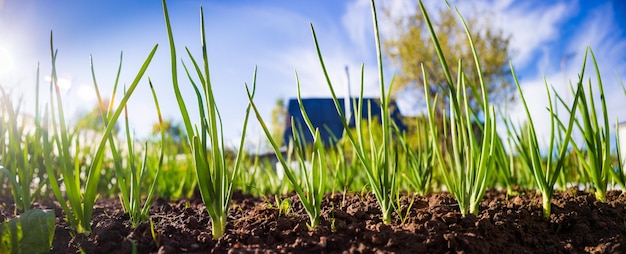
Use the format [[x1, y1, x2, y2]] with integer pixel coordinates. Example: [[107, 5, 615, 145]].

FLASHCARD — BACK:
[[2, 188, 624, 253]]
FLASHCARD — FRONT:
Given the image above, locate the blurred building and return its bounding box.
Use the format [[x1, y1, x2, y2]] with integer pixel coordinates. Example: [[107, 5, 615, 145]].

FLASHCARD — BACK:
[[282, 98, 406, 146]]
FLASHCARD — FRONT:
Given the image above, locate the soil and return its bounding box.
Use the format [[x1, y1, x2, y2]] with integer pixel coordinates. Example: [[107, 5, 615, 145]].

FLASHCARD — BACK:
[[1, 188, 625, 253]]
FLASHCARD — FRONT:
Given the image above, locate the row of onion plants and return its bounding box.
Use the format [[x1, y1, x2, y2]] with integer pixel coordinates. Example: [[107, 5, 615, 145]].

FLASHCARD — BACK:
[[1, 0, 625, 242]]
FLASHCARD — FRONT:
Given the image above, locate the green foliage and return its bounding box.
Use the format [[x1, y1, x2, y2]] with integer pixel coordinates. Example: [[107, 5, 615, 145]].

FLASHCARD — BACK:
[[500, 118, 536, 191], [613, 79, 626, 189], [0, 209, 55, 254], [153, 152, 196, 199], [148, 121, 195, 200], [104, 80, 163, 228], [325, 131, 358, 195]]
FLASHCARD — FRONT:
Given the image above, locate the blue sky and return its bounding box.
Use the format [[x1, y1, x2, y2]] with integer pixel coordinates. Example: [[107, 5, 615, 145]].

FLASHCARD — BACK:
[[1, 0, 625, 149]]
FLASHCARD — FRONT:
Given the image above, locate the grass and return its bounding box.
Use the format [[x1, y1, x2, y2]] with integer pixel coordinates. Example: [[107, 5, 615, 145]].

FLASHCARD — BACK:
[[0, 0, 625, 244]]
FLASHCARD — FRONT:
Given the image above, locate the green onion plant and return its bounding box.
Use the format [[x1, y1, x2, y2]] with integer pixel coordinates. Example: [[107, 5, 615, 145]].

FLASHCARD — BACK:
[[42, 33, 158, 235], [247, 72, 326, 229], [0, 87, 41, 212], [419, 0, 497, 217], [162, 0, 254, 239], [325, 128, 357, 200], [101, 78, 163, 228], [396, 120, 432, 196], [0, 64, 50, 212], [567, 49, 612, 201], [310, 0, 398, 224], [508, 57, 583, 218]]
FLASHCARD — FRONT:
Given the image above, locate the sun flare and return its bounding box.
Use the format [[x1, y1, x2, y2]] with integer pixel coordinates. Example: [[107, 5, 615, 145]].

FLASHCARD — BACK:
[[0, 46, 14, 73]]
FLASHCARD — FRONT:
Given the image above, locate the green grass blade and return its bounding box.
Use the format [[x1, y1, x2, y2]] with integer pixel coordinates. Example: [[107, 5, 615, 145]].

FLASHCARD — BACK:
[[162, 0, 194, 142]]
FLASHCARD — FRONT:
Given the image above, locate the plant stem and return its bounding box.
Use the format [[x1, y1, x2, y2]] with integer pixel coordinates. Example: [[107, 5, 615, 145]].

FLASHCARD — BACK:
[[542, 190, 552, 219], [382, 212, 392, 225], [595, 190, 606, 203], [212, 215, 226, 240]]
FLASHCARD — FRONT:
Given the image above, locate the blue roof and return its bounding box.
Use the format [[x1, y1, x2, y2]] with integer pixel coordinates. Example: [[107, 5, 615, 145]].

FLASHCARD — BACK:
[[283, 98, 406, 146]]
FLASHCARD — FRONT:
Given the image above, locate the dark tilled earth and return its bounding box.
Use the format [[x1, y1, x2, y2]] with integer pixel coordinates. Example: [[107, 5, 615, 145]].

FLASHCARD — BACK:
[[1, 188, 625, 253]]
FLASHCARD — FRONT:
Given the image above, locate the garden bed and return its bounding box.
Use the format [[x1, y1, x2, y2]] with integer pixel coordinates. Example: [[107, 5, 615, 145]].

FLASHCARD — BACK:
[[3, 188, 624, 253]]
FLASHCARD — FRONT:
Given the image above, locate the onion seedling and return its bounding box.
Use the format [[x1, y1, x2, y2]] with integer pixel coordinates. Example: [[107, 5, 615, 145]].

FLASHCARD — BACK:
[[42, 33, 158, 235], [87, 52, 163, 228], [418, 0, 497, 217], [396, 119, 433, 196], [162, 0, 254, 239], [568, 49, 612, 202], [423, 63, 497, 217], [246, 72, 326, 230], [0, 85, 43, 212], [0, 64, 50, 212], [509, 56, 584, 218], [310, 0, 398, 225], [107, 82, 163, 228]]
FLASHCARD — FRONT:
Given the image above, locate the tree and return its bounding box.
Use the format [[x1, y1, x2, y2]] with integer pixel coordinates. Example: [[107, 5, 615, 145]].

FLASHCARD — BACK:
[[152, 120, 184, 142], [76, 99, 119, 133], [384, 3, 514, 114], [152, 120, 187, 154]]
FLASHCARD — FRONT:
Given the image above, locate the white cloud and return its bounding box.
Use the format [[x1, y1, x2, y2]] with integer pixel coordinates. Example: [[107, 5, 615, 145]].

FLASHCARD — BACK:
[[452, 1, 577, 70], [342, 0, 371, 56], [274, 45, 380, 99], [504, 73, 563, 145]]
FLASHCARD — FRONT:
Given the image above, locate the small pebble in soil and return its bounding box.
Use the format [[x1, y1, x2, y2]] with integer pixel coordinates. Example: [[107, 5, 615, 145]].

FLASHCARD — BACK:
[[157, 245, 176, 254], [318, 236, 327, 248]]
